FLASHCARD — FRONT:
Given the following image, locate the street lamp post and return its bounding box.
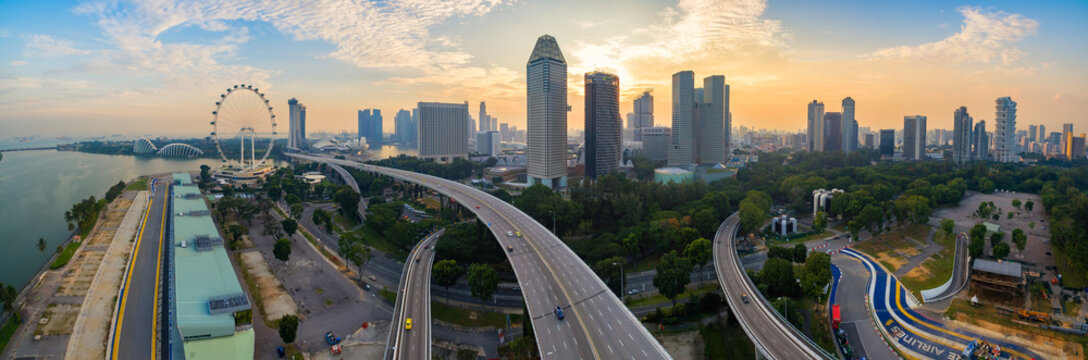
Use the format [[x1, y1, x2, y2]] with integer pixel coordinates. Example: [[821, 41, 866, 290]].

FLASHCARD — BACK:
[[612, 262, 624, 296]]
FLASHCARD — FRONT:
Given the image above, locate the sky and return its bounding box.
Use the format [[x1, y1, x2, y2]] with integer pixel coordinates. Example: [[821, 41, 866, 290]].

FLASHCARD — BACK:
[[1, 0, 1086, 138]]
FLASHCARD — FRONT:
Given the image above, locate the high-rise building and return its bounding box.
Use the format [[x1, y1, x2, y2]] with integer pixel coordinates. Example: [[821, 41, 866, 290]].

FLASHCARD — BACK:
[[1039, 125, 1046, 144], [584, 71, 622, 179], [526, 35, 568, 189], [903, 115, 927, 160], [357, 109, 383, 148], [864, 133, 876, 148], [478, 102, 490, 133], [823, 112, 843, 152], [993, 97, 1017, 162], [1062, 123, 1074, 157], [632, 91, 654, 141], [841, 97, 857, 153], [476, 131, 500, 156], [1028, 125, 1037, 144], [418, 102, 469, 161], [668, 71, 696, 166], [394, 109, 415, 147], [807, 100, 825, 152], [879, 129, 895, 156], [973, 121, 989, 160], [287, 98, 306, 150], [1071, 134, 1086, 159], [642, 127, 670, 161], [698, 75, 727, 164], [952, 106, 973, 163]]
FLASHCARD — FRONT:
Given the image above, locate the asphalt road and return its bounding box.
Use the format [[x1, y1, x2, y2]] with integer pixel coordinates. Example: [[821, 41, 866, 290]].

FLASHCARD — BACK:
[[390, 230, 441, 360], [113, 177, 167, 360], [711, 213, 832, 360], [831, 256, 899, 360], [289, 153, 671, 360]]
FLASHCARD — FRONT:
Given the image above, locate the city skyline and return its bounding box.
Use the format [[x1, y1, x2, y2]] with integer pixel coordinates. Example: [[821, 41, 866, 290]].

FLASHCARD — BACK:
[[0, 0, 1086, 137]]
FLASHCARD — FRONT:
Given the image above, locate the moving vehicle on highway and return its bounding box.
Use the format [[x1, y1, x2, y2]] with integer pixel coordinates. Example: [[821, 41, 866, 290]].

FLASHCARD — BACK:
[[507, 231, 514, 237], [507, 245, 513, 252], [742, 293, 750, 304], [405, 318, 412, 330], [555, 306, 564, 320], [415, 255, 421, 262]]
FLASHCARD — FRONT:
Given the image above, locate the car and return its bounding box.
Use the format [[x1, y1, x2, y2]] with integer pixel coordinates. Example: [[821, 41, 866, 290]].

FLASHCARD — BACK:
[[627, 289, 639, 296], [555, 306, 564, 320], [369, 275, 377, 281], [475, 205, 480, 209], [405, 318, 412, 330], [506, 231, 514, 237], [507, 245, 514, 252], [363, 282, 372, 291], [415, 256, 421, 262], [276, 346, 286, 358], [742, 293, 750, 304], [325, 331, 341, 345], [424, 245, 430, 249], [516, 231, 522, 237]]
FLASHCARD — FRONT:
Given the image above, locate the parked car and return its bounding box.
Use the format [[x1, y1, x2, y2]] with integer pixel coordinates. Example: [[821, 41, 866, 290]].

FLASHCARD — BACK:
[[325, 331, 341, 345], [627, 289, 639, 296], [276, 346, 286, 358]]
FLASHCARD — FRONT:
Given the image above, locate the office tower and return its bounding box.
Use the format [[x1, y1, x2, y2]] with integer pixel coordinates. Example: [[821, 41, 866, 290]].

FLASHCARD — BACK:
[[584, 71, 622, 179], [499, 123, 510, 142], [394, 109, 414, 146], [993, 97, 1017, 162], [973, 121, 988, 160], [626, 113, 636, 129], [1028, 125, 1037, 144], [668, 71, 696, 166], [418, 102, 469, 161], [642, 127, 671, 161], [478, 102, 490, 133], [823, 112, 843, 152], [864, 133, 876, 148], [1039, 125, 1046, 144], [287, 98, 306, 150], [879, 129, 895, 156], [807, 100, 825, 152], [632, 91, 654, 141], [953, 106, 973, 163], [526, 35, 568, 189], [357, 109, 383, 148], [842, 97, 856, 153], [468, 116, 476, 140], [476, 131, 500, 156], [1062, 123, 1074, 157], [1071, 135, 1086, 159], [903, 115, 927, 160], [699, 75, 727, 164]]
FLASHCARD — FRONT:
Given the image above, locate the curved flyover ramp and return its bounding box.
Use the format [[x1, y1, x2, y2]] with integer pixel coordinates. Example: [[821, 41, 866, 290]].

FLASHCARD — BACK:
[[712, 213, 834, 360], [288, 153, 671, 360]]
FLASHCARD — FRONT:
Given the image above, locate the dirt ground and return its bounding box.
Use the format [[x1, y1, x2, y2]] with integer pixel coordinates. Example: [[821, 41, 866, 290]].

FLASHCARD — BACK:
[[36, 304, 81, 336], [654, 330, 703, 360], [240, 251, 298, 322], [932, 191, 1052, 267], [947, 313, 1079, 360]]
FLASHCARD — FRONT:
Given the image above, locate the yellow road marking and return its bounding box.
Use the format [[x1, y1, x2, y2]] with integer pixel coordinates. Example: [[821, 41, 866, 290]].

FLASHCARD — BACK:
[[150, 185, 167, 360], [893, 282, 1031, 359], [112, 194, 153, 360]]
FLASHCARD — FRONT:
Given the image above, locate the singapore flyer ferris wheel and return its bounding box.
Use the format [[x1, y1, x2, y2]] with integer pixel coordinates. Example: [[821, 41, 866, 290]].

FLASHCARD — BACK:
[[210, 84, 277, 172]]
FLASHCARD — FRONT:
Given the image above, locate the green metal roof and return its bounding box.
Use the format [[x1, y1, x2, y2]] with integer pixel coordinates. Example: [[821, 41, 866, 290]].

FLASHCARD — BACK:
[[182, 328, 255, 360], [173, 173, 193, 185]]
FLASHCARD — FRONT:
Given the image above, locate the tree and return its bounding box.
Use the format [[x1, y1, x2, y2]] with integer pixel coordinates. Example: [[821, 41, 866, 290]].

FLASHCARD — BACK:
[[1007, 212, 1014, 219], [791, 243, 808, 263], [992, 241, 1010, 260], [267, 186, 283, 202], [36, 238, 47, 253], [969, 236, 985, 259], [940, 219, 955, 237], [760, 258, 797, 298], [333, 187, 361, 219], [593, 257, 626, 296], [290, 203, 304, 219], [0, 282, 17, 313], [467, 263, 499, 302], [278, 314, 299, 343], [273, 238, 292, 263], [1012, 228, 1027, 251], [653, 251, 692, 306], [1012, 199, 1021, 209], [338, 234, 372, 283], [739, 201, 766, 234], [432, 260, 465, 302], [684, 238, 712, 281], [989, 232, 1005, 247], [813, 211, 827, 232], [280, 219, 298, 237], [1024, 200, 1034, 212]]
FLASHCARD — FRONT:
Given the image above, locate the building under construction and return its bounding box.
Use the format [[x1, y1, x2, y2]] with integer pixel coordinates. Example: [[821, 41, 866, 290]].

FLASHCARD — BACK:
[[970, 259, 1025, 306]]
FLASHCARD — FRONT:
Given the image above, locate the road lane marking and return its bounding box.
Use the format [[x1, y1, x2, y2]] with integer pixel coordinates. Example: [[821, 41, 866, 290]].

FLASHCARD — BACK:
[[111, 194, 153, 360], [150, 185, 167, 360]]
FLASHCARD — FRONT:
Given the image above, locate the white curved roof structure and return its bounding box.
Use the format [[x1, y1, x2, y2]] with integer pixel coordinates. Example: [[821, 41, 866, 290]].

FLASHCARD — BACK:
[[133, 138, 158, 154], [156, 143, 204, 157]]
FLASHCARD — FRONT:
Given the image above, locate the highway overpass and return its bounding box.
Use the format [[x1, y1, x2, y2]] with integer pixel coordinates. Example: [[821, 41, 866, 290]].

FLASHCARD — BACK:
[[389, 230, 441, 360], [712, 213, 834, 360], [288, 153, 671, 360]]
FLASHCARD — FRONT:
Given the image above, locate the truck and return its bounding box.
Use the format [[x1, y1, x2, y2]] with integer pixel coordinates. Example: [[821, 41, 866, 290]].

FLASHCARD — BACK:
[[832, 304, 841, 330]]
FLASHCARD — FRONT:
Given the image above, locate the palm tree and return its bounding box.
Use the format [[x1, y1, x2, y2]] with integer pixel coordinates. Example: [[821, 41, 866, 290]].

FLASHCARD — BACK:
[[36, 238, 47, 254]]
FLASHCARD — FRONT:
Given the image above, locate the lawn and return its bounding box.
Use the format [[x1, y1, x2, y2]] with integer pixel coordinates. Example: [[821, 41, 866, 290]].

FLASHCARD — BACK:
[[431, 301, 523, 328], [355, 225, 407, 261], [0, 314, 20, 354], [125, 177, 148, 191], [49, 241, 81, 269], [379, 288, 397, 304], [333, 213, 361, 233], [626, 285, 720, 308], [898, 231, 956, 300], [701, 321, 754, 360], [808, 300, 836, 355], [770, 231, 832, 247], [1054, 251, 1088, 289]]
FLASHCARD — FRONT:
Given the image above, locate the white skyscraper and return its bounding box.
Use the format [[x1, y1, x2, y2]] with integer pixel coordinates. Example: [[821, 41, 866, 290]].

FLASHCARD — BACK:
[[994, 97, 1017, 162], [418, 101, 469, 162], [526, 35, 568, 189], [807, 100, 825, 152]]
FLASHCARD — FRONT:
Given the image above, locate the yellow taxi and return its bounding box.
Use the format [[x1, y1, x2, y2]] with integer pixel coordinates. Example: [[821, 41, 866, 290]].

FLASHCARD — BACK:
[[405, 318, 412, 330]]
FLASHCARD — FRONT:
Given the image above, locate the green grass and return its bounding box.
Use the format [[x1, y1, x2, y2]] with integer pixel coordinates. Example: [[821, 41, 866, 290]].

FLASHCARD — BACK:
[[772, 231, 832, 246], [809, 300, 836, 355], [1054, 251, 1088, 289], [49, 241, 81, 269], [431, 301, 523, 328], [0, 313, 20, 354], [898, 231, 956, 299], [379, 288, 397, 303], [333, 213, 361, 232], [125, 177, 148, 191], [626, 285, 720, 308], [355, 226, 407, 261], [701, 321, 754, 359], [628, 252, 664, 272], [1063, 300, 1080, 318]]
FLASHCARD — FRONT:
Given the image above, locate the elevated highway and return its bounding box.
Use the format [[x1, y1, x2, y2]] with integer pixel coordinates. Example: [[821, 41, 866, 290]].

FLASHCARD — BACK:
[[389, 230, 441, 360], [288, 153, 671, 360]]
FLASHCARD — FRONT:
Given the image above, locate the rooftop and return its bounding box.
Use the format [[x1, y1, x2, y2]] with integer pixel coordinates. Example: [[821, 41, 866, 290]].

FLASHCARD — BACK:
[[972, 259, 1022, 278], [528, 34, 565, 64]]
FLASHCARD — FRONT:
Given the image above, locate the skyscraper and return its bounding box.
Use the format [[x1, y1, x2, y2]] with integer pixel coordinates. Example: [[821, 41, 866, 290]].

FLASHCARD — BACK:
[[879, 129, 895, 156], [476, 131, 500, 156], [287, 98, 306, 150], [823, 112, 843, 152], [698, 75, 727, 164], [993, 97, 1017, 162], [953, 106, 973, 163], [478, 102, 490, 133], [632, 91, 654, 141], [1028, 125, 1037, 144], [394, 109, 415, 147], [584, 71, 622, 179], [903, 115, 927, 160], [668, 71, 696, 166], [1062, 123, 1074, 157], [641, 127, 670, 161], [357, 109, 383, 148], [973, 121, 988, 160], [842, 97, 857, 153], [526, 35, 568, 189], [807, 100, 825, 152], [418, 102, 469, 161]]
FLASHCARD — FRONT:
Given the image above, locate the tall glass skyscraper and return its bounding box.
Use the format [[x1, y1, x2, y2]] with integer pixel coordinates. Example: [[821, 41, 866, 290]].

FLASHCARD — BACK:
[[807, 100, 825, 152], [841, 97, 856, 153], [287, 98, 306, 150], [668, 71, 695, 167], [584, 71, 621, 179], [903, 115, 927, 160], [526, 35, 568, 189], [952, 106, 973, 163], [993, 97, 1017, 162]]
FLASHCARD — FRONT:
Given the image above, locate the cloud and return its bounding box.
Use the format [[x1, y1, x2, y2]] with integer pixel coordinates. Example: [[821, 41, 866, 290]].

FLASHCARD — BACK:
[[24, 35, 90, 57], [870, 6, 1039, 65], [11, 61, 26, 66]]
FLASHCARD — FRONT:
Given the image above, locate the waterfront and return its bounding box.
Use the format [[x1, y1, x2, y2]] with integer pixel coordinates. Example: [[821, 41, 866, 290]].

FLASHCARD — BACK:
[[0, 150, 209, 289]]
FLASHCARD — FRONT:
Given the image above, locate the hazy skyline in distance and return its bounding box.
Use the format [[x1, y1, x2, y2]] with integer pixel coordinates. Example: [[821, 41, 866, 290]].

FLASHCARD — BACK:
[[1, 0, 1086, 137]]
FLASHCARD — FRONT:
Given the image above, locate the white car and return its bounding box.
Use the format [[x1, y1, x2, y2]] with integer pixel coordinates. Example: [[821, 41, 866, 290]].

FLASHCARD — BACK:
[[506, 231, 514, 237]]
